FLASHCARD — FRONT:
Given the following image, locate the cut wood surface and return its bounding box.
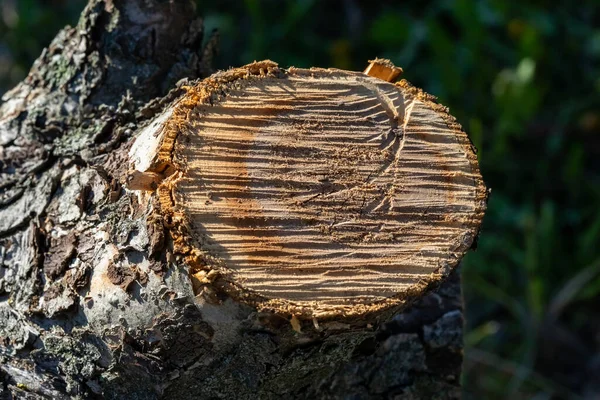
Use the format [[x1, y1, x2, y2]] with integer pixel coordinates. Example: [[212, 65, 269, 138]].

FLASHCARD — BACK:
[[134, 61, 487, 317]]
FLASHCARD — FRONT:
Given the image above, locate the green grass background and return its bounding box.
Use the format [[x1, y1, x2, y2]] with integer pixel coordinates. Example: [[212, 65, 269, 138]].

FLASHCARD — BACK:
[[1, 0, 599, 398]]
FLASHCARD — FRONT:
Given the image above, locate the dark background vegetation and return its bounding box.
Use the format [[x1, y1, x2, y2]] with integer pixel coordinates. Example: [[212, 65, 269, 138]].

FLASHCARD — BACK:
[[1, 0, 599, 398]]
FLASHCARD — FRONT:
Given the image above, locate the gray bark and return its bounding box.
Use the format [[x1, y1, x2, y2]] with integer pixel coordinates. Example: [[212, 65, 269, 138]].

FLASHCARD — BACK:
[[0, 1, 463, 399]]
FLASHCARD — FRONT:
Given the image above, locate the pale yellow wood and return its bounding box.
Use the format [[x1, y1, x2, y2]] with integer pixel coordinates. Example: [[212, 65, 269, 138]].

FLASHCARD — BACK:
[[129, 61, 486, 317], [364, 58, 403, 82]]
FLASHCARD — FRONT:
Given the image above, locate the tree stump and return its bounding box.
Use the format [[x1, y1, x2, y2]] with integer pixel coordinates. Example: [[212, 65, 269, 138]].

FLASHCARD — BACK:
[[0, 1, 486, 399]]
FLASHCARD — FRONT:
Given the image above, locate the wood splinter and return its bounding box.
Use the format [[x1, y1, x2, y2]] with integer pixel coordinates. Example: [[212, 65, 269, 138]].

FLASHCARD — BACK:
[[125, 170, 163, 191], [363, 58, 404, 82]]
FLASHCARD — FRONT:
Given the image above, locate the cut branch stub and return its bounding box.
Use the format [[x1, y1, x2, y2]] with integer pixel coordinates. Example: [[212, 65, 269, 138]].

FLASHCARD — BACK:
[[129, 60, 487, 318]]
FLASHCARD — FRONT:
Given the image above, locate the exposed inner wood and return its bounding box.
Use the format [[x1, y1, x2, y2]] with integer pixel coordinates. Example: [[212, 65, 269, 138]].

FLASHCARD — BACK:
[[164, 66, 486, 315], [364, 58, 403, 82]]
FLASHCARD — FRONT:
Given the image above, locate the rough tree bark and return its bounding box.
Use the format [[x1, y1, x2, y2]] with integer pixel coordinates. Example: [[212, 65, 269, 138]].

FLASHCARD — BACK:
[[0, 1, 486, 399]]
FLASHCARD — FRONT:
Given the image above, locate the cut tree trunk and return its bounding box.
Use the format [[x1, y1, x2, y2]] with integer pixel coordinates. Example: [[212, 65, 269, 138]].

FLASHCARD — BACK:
[[0, 2, 486, 399]]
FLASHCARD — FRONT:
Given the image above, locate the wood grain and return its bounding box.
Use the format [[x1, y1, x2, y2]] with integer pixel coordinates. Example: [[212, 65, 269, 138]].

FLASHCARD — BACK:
[[154, 64, 486, 316]]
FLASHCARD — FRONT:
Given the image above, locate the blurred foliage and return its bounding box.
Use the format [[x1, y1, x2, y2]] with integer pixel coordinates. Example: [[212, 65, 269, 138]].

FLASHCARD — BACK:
[[1, 0, 600, 398], [0, 0, 82, 93]]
